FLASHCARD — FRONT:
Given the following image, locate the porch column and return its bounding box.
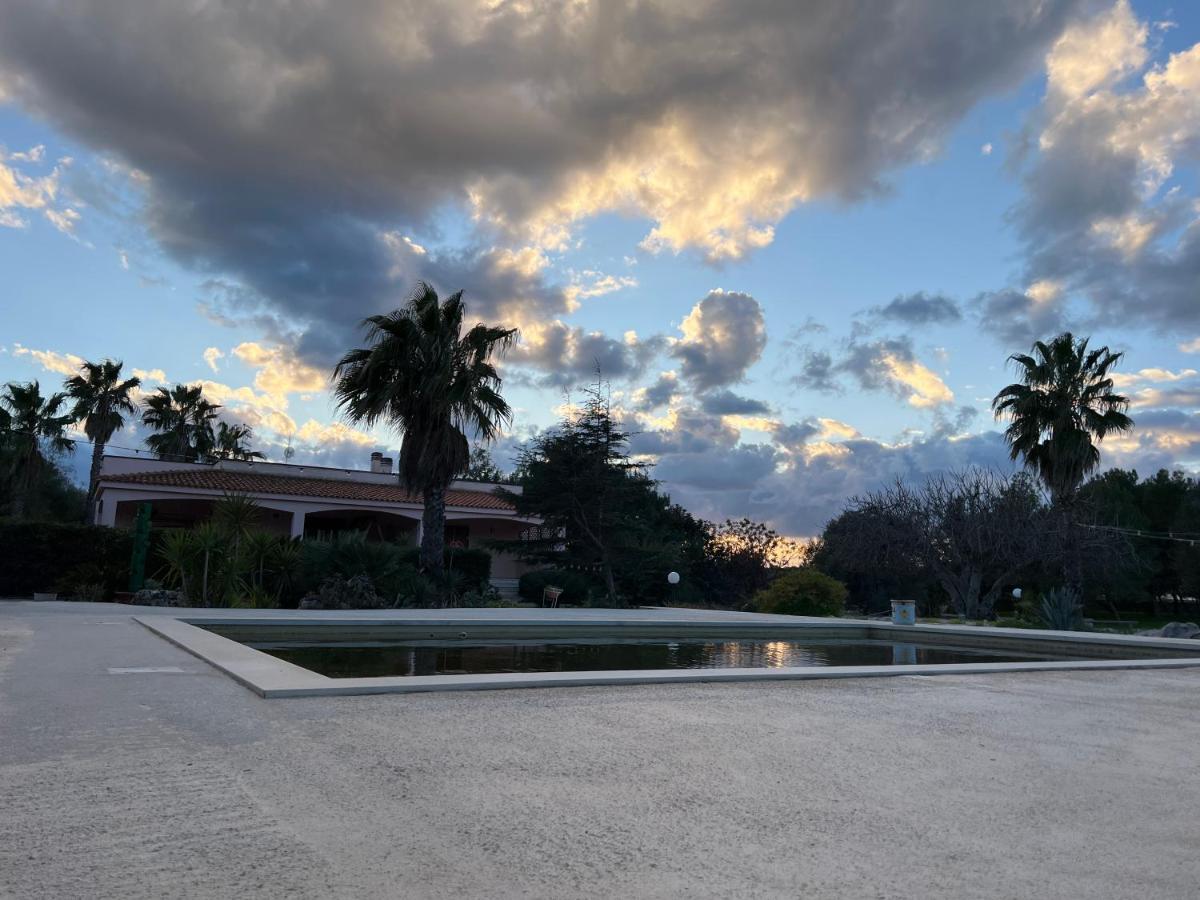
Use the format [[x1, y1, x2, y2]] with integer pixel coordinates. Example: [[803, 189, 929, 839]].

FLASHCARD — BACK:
[[97, 496, 118, 527], [415, 517, 423, 547], [290, 510, 306, 539]]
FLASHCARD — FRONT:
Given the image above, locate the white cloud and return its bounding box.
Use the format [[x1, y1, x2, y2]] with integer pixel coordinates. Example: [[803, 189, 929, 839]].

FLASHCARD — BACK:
[[202, 346, 224, 373], [9, 144, 44, 163], [1110, 367, 1198, 387], [43, 206, 80, 236], [981, 143, 993, 156], [877, 353, 955, 409], [563, 270, 638, 304], [11, 344, 83, 376], [0, 150, 79, 236], [231, 342, 326, 405], [294, 418, 376, 448], [1045, 0, 1147, 101], [131, 368, 167, 384]]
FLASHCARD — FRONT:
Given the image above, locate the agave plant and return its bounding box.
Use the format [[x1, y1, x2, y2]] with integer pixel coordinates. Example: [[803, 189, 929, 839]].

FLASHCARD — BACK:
[[1039, 586, 1084, 631]]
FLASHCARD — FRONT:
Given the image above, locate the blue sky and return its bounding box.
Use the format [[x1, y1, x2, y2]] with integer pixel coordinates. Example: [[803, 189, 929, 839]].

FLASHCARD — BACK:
[[2, 0, 1198, 536]]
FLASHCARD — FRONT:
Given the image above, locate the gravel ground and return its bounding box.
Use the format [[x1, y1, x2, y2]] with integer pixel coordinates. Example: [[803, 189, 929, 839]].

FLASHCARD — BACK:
[[2, 601, 1199, 899]]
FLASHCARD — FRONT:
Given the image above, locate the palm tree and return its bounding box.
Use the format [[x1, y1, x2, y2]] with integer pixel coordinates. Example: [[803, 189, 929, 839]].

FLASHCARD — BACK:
[[0, 381, 74, 518], [212, 422, 265, 461], [64, 359, 141, 519], [333, 282, 516, 576], [992, 333, 1134, 504], [142, 384, 220, 462]]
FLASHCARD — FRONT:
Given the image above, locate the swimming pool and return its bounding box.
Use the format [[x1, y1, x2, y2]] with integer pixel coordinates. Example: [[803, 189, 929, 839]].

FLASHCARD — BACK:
[[134, 613, 1200, 697], [251, 635, 1081, 678]]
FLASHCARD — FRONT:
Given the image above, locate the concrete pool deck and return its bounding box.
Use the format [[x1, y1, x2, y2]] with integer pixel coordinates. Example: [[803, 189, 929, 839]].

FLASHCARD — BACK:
[[3, 600, 1200, 899]]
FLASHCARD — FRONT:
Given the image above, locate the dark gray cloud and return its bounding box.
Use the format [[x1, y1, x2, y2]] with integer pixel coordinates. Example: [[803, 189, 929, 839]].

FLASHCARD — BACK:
[[870, 291, 962, 326], [0, 0, 1086, 359], [699, 390, 771, 417], [972, 288, 1066, 348], [791, 335, 955, 408], [505, 322, 666, 389], [633, 371, 680, 412], [671, 290, 767, 390], [791, 349, 840, 393], [633, 405, 1016, 534]]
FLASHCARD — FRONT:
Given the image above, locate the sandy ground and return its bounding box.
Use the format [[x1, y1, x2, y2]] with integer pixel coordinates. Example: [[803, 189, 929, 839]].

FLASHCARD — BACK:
[[2, 600, 1198, 899]]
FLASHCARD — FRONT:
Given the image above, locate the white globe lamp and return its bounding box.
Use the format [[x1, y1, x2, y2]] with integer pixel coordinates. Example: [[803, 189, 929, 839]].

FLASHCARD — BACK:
[[667, 571, 680, 585]]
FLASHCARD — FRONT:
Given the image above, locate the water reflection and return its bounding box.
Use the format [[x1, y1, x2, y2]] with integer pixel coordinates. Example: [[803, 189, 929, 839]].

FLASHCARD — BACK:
[[254, 637, 1061, 680]]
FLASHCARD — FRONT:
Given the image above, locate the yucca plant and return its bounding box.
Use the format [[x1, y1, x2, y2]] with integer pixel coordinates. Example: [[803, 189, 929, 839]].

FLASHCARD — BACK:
[[157, 529, 199, 599], [190, 521, 228, 606], [243, 529, 280, 590]]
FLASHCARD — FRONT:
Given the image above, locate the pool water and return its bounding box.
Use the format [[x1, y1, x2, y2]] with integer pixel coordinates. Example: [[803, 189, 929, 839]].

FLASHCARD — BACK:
[[250, 637, 1071, 679]]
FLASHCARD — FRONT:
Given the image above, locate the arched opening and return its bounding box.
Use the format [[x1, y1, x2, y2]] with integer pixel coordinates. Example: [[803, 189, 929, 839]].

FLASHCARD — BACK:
[[446, 516, 537, 580], [112, 497, 295, 536], [303, 509, 419, 543]]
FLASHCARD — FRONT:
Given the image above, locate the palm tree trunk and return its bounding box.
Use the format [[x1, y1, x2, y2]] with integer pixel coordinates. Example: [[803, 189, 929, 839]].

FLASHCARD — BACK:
[[85, 437, 105, 523], [13, 448, 38, 519], [421, 484, 446, 576]]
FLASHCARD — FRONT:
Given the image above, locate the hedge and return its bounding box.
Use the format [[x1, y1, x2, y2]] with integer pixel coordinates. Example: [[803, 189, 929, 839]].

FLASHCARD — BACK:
[[0, 520, 134, 599]]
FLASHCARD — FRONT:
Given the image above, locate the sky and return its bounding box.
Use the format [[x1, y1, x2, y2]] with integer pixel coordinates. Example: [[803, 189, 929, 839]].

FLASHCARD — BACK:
[[1, 0, 1199, 538]]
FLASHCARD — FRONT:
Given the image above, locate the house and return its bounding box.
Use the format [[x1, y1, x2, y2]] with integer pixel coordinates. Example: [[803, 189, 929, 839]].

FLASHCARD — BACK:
[[92, 452, 540, 593]]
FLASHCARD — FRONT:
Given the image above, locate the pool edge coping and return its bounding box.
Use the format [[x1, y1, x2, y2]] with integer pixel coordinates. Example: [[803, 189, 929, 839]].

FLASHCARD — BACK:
[[134, 613, 1200, 698]]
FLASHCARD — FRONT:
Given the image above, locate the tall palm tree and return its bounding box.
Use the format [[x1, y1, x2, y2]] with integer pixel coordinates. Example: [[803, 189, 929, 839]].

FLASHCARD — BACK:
[[64, 359, 141, 519], [0, 381, 74, 518], [142, 384, 220, 462], [992, 332, 1134, 504], [212, 421, 266, 461], [333, 282, 516, 576]]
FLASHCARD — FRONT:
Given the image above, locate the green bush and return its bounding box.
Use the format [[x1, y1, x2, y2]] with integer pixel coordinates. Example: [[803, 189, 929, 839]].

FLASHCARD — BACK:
[[447, 547, 491, 589], [753, 568, 847, 617], [0, 520, 134, 598], [518, 568, 596, 605], [297, 533, 415, 601], [398, 545, 492, 589]]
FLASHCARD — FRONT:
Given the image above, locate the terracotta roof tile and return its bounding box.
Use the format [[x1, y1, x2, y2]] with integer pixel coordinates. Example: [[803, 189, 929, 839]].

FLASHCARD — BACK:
[[101, 468, 517, 511]]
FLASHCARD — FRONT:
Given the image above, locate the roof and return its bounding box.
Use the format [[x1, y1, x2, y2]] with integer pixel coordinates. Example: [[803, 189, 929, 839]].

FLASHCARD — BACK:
[[100, 468, 517, 512]]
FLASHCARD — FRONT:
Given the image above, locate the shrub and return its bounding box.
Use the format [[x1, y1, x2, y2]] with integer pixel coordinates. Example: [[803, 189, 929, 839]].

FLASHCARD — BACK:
[[316, 573, 389, 610], [0, 520, 134, 598], [753, 568, 847, 617], [518, 568, 596, 605], [1039, 586, 1084, 631], [298, 533, 415, 600]]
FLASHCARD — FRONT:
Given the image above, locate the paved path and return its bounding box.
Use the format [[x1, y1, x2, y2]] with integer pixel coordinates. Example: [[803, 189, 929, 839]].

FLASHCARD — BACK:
[[2, 601, 1198, 899]]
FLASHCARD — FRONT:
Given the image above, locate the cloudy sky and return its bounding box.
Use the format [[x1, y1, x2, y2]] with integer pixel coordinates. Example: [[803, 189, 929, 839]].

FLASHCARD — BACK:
[[2, 0, 1198, 537]]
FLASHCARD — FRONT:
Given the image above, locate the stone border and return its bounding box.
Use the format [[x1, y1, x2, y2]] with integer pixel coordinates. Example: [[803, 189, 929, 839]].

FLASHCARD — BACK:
[[134, 614, 1200, 698]]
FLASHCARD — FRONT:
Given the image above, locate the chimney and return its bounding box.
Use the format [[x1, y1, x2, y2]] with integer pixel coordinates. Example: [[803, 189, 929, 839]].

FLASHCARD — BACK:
[[369, 451, 383, 473], [380, 456, 394, 474]]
